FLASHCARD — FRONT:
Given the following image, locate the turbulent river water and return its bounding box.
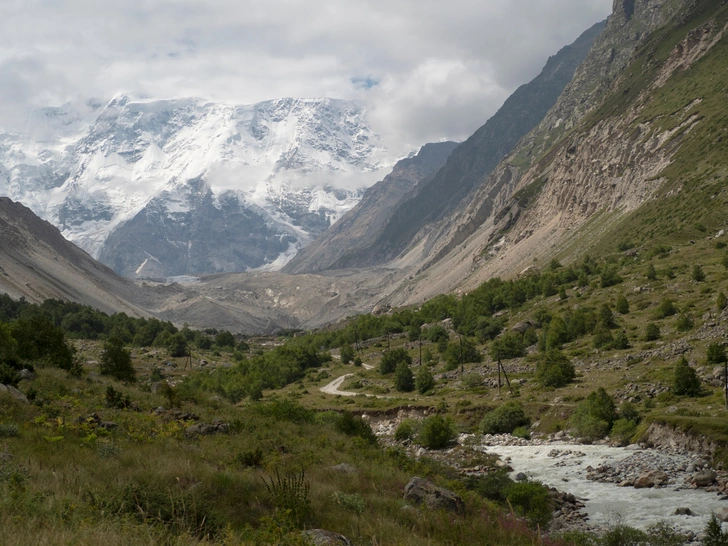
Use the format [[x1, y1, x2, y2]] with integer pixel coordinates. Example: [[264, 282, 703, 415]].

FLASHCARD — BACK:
[[479, 443, 728, 535]]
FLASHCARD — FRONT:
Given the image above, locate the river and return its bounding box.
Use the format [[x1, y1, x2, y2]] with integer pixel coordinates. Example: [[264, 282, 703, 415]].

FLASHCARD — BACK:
[[477, 442, 728, 536]]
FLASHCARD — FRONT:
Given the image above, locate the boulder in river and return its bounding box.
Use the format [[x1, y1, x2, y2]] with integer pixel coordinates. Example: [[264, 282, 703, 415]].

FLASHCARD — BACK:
[[693, 470, 717, 487], [674, 507, 693, 516], [404, 477, 465, 513]]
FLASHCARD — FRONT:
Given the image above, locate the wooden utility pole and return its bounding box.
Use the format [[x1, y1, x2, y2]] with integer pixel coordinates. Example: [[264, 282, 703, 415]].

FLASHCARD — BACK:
[[419, 337, 422, 367], [724, 359, 727, 410]]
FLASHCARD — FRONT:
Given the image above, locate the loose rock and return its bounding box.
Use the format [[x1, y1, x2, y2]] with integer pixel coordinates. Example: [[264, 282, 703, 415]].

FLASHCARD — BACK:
[[403, 477, 465, 513]]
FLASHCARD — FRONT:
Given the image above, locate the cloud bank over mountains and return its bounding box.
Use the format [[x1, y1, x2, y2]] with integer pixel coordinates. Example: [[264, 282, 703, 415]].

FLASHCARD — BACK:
[[1, 0, 611, 153]]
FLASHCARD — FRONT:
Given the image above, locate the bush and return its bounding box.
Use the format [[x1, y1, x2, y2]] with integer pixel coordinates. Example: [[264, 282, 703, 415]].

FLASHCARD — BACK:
[[707, 343, 727, 365], [645, 263, 657, 281], [600, 266, 623, 288], [418, 414, 456, 449], [675, 313, 694, 332], [490, 331, 525, 360], [444, 337, 482, 369], [654, 299, 678, 319], [424, 325, 448, 343], [615, 295, 630, 314], [671, 357, 700, 399], [263, 468, 311, 526], [506, 481, 552, 529], [703, 513, 728, 546], [718, 292, 727, 312], [99, 337, 136, 382], [481, 401, 529, 435], [610, 418, 637, 446], [380, 348, 412, 375], [167, 333, 188, 358], [692, 264, 706, 282], [394, 419, 418, 441], [644, 323, 661, 341], [571, 387, 617, 442], [335, 412, 377, 444], [535, 349, 575, 388], [340, 343, 355, 364], [613, 331, 630, 350], [415, 365, 435, 393], [592, 324, 614, 349], [394, 362, 414, 392]]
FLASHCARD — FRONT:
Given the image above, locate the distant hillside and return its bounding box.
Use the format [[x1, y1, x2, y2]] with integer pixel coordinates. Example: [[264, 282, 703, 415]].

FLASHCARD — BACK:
[[0, 197, 149, 316], [300, 20, 605, 273], [283, 141, 459, 274]]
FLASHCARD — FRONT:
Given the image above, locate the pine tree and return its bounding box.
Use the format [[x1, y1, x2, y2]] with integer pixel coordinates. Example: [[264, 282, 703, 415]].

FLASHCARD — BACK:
[[100, 337, 136, 382]]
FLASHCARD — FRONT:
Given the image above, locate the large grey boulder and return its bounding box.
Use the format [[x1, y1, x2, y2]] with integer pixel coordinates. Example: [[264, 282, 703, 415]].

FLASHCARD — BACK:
[[0, 384, 28, 404], [302, 529, 353, 545], [693, 470, 717, 487], [403, 477, 465, 513]]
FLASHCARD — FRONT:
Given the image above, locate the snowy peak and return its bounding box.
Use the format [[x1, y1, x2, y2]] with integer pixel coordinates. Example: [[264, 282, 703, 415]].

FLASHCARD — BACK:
[[0, 95, 392, 277]]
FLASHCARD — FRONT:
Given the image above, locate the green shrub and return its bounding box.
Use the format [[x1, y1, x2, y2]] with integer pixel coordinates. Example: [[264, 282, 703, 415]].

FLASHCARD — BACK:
[[692, 264, 706, 282], [644, 323, 661, 341], [707, 343, 728, 365], [99, 337, 136, 382], [512, 426, 530, 440], [167, 333, 188, 357], [263, 468, 311, 526], [610, 418, 637, 446], [654, 299, 678, 319], [394, 361, 414, 392], [481, 401, 529, 435], [672, 357, 701, 397], [506, 481, 552, 529], [104, 386, 132, 409], [490, 331, 525, 360], [613, 331, 630, 349], [571, 388, 617, 442], [340, 343, 355, 364], [615, 295, 630, 314], [0, 423, 19, 438], [394, 419, 419, 441], [415, 365, 435, 393], [592, 324, 614, 349], [645, 263, 657, 281], [675, 313, 694, 332], [380, 348, 412, 375], [418, 414, 456, 449], [703, 513, 728, 546], [535, 349, 575, 388], [335, 412, 376, 444], [717, 292, 727, 312], [600, 266, 623, 288]]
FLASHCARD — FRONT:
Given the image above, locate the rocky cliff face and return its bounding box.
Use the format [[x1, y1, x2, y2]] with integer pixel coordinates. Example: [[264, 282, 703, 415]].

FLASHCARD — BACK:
[[283, 141, 459, 274], [387, 0, 728, 307], [0, 197, 148, 316], [289, 21, 605, 273]]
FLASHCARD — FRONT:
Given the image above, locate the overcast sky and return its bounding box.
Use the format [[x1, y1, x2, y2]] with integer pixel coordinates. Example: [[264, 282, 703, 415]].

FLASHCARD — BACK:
[[1, 0, 612, 153]]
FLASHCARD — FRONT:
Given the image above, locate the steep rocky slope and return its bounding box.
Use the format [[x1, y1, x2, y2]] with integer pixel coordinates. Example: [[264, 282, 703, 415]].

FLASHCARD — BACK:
[[388, 0, 728, 306], [299, 21, 605, 272], [283, 141, 458, 274], [0, 197, 148, 316]]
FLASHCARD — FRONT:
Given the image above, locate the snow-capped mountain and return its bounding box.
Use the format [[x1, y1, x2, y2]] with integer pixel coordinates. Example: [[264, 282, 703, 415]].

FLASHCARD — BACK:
[[0, 96, 390, 277]]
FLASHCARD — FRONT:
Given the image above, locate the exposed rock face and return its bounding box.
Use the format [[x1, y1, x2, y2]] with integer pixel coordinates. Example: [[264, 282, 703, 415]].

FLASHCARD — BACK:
[[0, 197, 150, 316], [292, 21, 604, 273], [403, 477, 465, 513], [382, 0, 726, 308], [284, 142, 458, 274], [643, 423, 717, 457]]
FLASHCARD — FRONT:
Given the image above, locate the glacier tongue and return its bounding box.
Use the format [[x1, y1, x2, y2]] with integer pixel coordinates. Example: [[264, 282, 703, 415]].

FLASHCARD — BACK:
[[0, 95, 394, 276]]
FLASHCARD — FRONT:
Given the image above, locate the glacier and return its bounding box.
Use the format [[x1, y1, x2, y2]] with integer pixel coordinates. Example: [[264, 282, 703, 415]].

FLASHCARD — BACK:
[[0, 95, 393, 277]]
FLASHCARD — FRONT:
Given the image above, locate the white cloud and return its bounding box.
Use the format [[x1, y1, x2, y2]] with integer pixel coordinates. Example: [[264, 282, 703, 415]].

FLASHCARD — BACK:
[[0, 0, 612, 152]]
